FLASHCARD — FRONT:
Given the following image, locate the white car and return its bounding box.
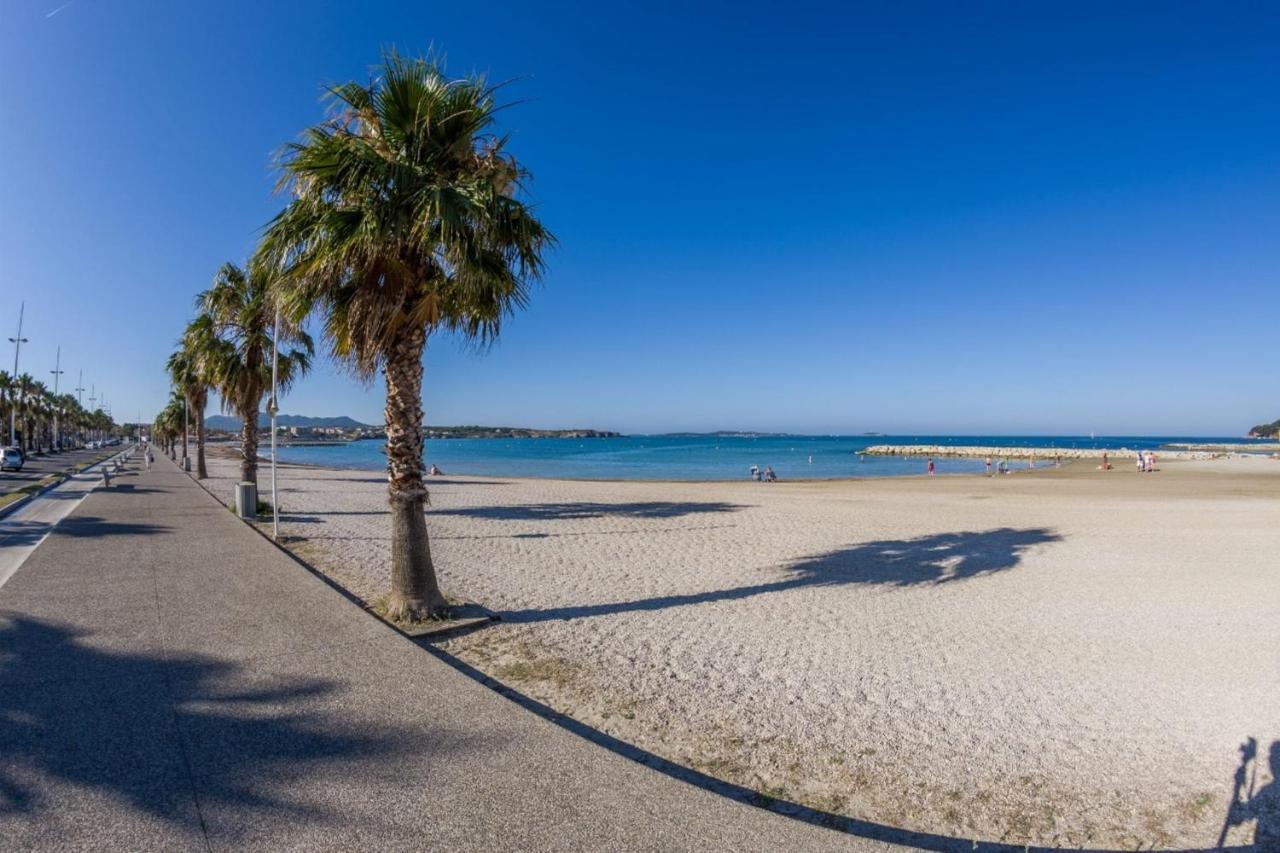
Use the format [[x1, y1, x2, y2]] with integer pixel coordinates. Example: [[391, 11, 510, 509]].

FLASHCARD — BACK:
[[1, 447, 23, 472]]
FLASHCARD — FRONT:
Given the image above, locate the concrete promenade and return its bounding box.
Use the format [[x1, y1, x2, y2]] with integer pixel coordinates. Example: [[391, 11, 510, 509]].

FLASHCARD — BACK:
[[0, 453, 896, 851]]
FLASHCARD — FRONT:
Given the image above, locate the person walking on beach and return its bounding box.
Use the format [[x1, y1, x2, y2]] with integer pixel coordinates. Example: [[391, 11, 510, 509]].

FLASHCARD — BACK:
[[763, 465, 776, 482], [1137, 452, 1146, 473], [749, 464, 759, 481], [927, 457, 935, 476], [985, 456, 993, 477]]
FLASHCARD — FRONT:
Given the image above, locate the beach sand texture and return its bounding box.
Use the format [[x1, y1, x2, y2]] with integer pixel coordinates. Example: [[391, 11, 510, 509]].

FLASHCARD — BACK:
[[203, 454, 1280, 848]]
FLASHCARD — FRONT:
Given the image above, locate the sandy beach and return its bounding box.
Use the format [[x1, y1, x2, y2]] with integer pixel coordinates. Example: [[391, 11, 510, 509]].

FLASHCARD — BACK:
[[201, 452, 1280, 848]]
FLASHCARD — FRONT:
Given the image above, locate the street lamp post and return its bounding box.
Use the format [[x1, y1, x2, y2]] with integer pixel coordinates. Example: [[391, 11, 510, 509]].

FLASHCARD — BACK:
[[8, 301, 28, 447], [50, 346, 64, 452], [75, 372, 85, 447], [268, 308, 281, 540]]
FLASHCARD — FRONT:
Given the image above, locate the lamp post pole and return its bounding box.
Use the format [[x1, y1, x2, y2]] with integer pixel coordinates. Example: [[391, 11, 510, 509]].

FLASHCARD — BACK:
[[8, 301, 28, 446], [74, 372, 85, 447], [269, 308, 281, 540], [50, 346, 64, 452]]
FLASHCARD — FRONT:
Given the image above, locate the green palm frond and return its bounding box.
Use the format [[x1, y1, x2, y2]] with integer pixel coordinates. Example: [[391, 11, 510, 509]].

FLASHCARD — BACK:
[[259, 48, 553, 376]]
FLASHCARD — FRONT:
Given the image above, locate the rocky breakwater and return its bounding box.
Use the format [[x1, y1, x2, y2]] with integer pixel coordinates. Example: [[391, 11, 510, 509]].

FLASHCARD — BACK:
[[863, 445, 1206, 460]]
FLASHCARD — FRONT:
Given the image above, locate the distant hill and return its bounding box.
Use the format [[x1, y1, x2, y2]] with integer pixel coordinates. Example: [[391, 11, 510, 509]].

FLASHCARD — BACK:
[[206, 413, 376, 431], [1248, 419, 1280, 439]]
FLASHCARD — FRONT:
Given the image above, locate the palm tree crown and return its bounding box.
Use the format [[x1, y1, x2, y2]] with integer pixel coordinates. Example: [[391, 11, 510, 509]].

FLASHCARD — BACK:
[[261, 50, 552, 373], [197, 262, 313, 486]]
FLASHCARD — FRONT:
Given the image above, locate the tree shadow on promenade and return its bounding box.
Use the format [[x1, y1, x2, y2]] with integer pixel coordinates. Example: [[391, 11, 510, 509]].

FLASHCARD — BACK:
[[0, 615, 469, 830], [431, 500, 747, 522], [503, 527, 1060, 624], [0, 516, 168, 549]]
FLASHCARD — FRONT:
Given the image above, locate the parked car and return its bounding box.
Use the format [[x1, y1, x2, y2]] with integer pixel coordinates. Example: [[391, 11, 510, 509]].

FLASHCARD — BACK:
[[1, 446, 23, 472]]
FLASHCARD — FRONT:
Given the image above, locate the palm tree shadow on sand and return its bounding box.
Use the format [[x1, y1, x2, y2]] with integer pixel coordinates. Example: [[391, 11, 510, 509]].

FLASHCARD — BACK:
[[503, 527, 1061, 624]]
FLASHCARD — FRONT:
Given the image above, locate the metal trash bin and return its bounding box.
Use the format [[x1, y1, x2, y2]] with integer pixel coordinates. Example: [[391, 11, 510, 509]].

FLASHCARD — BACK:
[[235, 482, 258, 519]]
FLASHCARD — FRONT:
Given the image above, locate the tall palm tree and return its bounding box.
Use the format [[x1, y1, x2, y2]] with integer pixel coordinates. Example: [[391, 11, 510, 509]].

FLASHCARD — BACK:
[[197, 263, 312, 488], [166, 318, 221, 479], [260, 51, 552, 620], [0, 371, 12, 444], [14, 374, 37, 453]]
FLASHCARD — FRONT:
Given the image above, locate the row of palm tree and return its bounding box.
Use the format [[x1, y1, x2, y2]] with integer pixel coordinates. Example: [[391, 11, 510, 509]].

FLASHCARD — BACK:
[[163, 51, 553, 620], [0, 370, 116, 452]]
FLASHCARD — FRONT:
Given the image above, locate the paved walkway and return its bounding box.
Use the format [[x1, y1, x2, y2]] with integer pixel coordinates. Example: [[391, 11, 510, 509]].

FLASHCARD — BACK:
[[0, 454, 903, 851]]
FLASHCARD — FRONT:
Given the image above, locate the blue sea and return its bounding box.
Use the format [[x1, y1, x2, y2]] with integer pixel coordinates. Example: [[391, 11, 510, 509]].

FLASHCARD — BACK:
[[274, 434, 1266, 481]]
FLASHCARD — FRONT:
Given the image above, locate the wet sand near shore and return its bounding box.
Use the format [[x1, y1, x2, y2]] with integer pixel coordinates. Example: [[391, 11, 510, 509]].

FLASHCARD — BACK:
[[198, 450, 1280, 848]]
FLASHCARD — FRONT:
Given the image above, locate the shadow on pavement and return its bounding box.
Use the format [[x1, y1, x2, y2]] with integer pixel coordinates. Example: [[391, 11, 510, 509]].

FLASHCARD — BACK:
[[0, 516, 169, 549], [0, 615, 475, 826]]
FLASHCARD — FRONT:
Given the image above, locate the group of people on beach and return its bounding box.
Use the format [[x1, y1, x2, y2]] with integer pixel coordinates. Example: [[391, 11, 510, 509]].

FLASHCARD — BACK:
[[982, 456, 1018, 476], [1097, 450, 1158, 472], [748, 464, 776, 482]]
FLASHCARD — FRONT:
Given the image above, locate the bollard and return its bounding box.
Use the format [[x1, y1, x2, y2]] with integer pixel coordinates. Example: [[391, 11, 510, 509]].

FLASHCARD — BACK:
[[235, 482, 258, 519], [102, 466, 112, 487], [183, 456, 191, 472]]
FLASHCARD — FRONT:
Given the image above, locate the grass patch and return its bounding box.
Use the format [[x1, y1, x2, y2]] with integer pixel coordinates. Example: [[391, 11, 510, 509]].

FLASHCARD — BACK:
[[1183, 791, 1214, 822], [491, 656, 583, 689], [0, 475, 62, 511]]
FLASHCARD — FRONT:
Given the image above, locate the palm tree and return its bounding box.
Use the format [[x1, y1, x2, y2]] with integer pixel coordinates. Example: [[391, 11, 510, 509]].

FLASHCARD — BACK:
[[14, 374, 37, 453], [260, 51, 553, 620], [0, 371, 11, 444], [153, 393, 183, 459], [197, 263, 312, 488], [166, 318, 220, 479]]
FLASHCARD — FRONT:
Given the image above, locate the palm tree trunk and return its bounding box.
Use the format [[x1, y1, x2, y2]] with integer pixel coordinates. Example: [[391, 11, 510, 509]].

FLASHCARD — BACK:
[[239, 393, 258, 487], [382, 325, 446, 621], [195, 394, 207, 479]]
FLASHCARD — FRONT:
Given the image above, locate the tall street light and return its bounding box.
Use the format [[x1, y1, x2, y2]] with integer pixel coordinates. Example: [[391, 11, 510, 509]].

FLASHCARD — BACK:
[[50, 346, 64, 452], [75, 371, 85, 445], [268, 307, 281, 540], [8, 301, 28, 446]]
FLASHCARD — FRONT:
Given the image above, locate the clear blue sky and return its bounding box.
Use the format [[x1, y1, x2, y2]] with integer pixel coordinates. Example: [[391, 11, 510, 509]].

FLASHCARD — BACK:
[[3, 1, 1278, 435]]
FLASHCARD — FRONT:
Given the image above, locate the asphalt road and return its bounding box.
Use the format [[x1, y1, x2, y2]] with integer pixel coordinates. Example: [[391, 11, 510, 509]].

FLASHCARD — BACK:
[[0, 446, 117, 498]]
